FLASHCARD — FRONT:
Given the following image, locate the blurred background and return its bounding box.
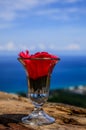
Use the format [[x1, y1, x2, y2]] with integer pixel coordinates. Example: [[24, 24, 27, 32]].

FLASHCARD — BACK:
[[0, 0, 86, 108]]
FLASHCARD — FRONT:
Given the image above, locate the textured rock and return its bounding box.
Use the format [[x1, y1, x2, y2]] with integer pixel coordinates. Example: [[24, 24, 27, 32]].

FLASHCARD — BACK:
[[0, 91, 86, 130]]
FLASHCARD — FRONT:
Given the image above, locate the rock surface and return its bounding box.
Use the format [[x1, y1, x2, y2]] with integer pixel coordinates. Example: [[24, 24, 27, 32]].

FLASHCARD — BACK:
[[0, 91, 86, 130]]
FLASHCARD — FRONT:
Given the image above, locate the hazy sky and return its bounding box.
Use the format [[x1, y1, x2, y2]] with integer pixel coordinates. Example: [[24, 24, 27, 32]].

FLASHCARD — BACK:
[[0, 0, 86, 55]]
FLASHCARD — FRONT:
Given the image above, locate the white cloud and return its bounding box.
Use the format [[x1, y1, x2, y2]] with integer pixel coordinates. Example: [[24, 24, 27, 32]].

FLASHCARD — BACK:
[[35, 8, 60, 15], [0, 42, 16, 51], [63, 43, 81, 51], [35, 6, 83, 21], [63, 0, 82, 3], [6, 42, 16, 51], [38, 43, 46, 50], [48, 43, 80, 51], [0, 42, 81, 52], [0, 0, 58, 21], [0, 0, 36, 21], [47, 43, 81, 51], [0, 0, 84, 22], [33, 43, 81, 51], [36, 7, 78, 15], [0, 42, 36, 51], [0, 23, 13, 29]]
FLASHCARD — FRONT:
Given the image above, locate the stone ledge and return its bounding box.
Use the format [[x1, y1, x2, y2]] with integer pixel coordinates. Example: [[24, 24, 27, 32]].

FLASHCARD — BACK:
[[0, 92, 86, 130]]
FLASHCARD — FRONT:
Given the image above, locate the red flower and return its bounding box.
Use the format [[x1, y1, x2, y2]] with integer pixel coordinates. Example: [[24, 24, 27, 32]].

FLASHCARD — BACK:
[[18, 50, 60, 79]]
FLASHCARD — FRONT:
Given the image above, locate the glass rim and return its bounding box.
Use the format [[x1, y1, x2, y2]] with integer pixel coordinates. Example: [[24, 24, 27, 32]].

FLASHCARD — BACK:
[[17, 57, 60, 60]]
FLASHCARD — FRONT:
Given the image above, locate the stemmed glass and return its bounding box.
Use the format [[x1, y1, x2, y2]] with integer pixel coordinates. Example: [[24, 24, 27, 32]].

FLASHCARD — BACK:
[[18, 57, 60, 125]]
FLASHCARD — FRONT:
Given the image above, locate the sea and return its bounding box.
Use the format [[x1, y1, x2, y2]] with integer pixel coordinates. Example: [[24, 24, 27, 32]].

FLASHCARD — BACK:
[[0, 55, 86, 94]]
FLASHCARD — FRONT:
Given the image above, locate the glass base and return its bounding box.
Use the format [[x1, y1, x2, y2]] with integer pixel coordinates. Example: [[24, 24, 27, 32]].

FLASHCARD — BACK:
[[22, 108, 55, 126]]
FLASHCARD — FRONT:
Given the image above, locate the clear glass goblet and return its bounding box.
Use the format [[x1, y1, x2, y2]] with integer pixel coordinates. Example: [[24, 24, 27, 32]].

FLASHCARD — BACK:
[[18, 57, 60, 125]]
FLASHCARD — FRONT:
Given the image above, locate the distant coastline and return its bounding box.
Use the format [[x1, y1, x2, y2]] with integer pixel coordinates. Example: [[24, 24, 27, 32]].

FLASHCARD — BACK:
[[63, 85, 86, 95], [50, 85, 86, 95]]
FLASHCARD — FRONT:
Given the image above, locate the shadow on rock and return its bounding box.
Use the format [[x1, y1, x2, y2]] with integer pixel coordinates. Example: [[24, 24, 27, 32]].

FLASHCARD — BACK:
[[0, 114, 27, 126]]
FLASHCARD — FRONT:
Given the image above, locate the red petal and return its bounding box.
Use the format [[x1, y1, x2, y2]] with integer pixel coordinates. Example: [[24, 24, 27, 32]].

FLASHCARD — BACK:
[[18, 50, 59, 79]]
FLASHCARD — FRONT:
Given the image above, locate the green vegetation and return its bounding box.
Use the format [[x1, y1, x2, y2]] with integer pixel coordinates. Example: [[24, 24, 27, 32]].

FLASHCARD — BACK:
[[48, 89, 86, 108]]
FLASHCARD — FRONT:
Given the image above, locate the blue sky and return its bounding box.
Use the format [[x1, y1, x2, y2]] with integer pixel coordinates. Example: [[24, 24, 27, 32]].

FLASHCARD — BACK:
[[0, 0, 86, 55]]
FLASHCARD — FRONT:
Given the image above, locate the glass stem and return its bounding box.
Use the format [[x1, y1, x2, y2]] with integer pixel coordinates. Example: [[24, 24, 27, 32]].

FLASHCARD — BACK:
[[33, 105, 43, 114]]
